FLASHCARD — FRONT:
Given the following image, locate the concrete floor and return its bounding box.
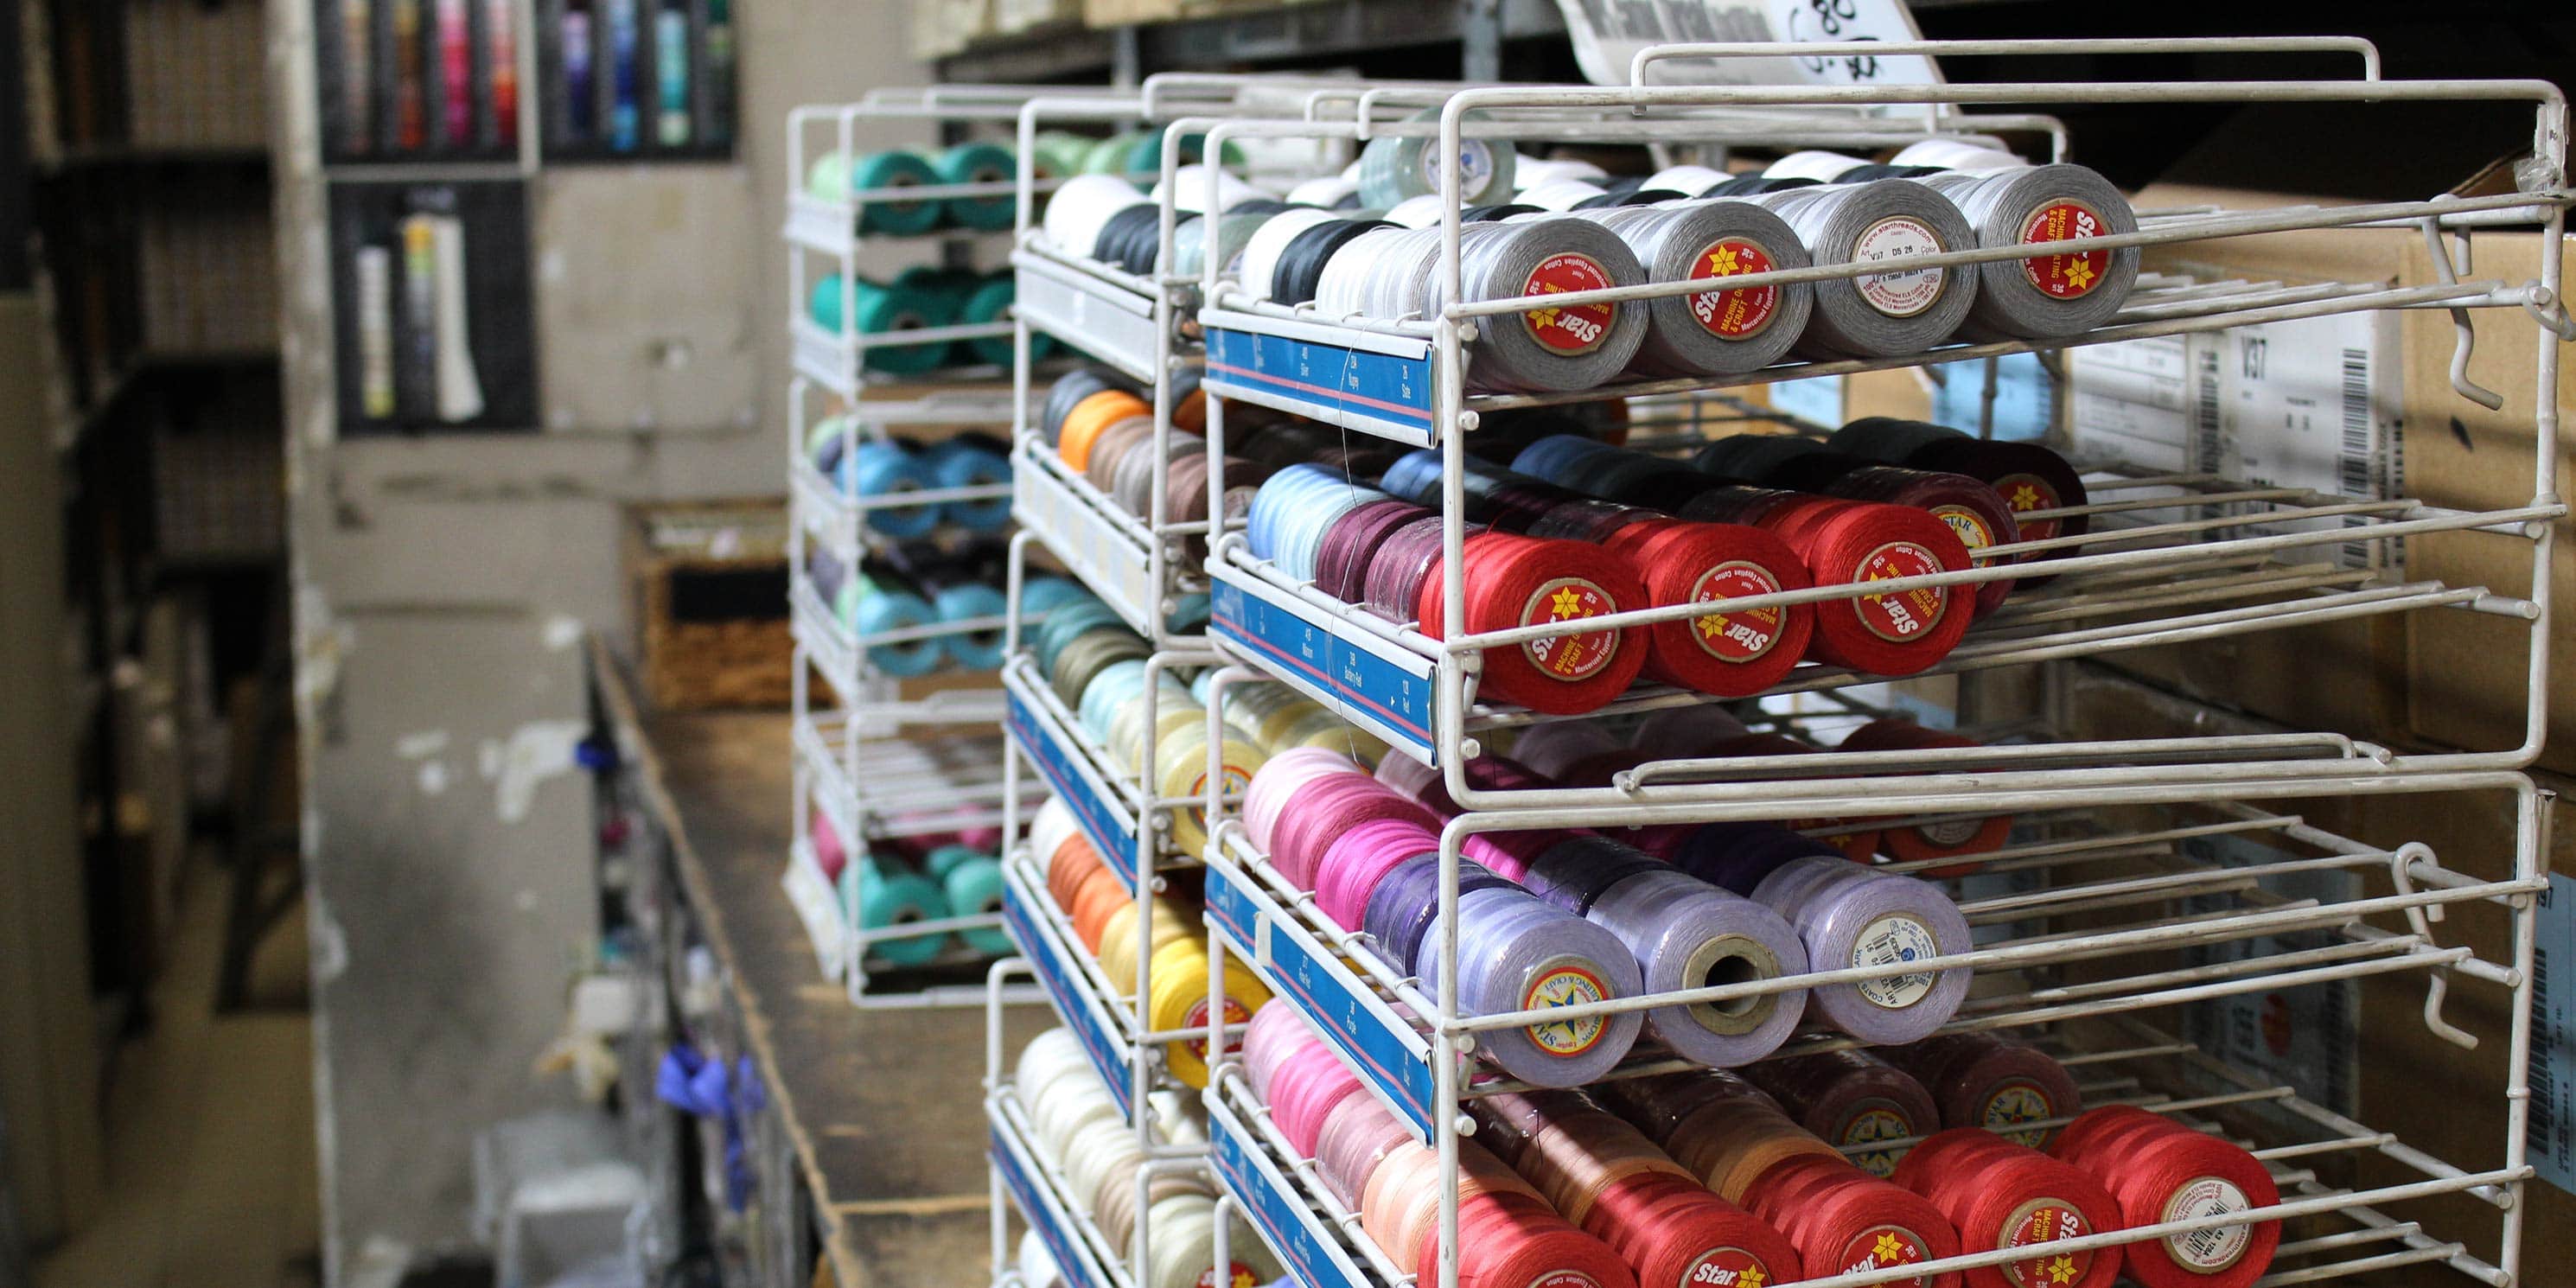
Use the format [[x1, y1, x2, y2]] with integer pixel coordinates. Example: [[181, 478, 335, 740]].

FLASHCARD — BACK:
[[35, 856, 317, 1288]]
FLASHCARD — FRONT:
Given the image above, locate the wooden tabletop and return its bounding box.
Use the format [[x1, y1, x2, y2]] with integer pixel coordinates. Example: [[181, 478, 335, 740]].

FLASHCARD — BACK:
[[596, 643, 1053, 1288]]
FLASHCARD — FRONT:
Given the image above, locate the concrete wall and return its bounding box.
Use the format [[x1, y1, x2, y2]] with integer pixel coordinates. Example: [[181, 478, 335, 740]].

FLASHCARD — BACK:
[[266, 0, 928, 1278]]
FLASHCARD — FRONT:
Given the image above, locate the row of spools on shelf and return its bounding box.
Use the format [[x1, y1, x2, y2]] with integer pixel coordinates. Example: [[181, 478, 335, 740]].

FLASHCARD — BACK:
[[1011, 1004, 2279, 1288], [804, 129, 1223, 234], [805, 543, 1091, 674], [1039, 134, 2142, 390], [805, 265, 1051, 376], [1036, 357, 2092, 705], [807, 804, 1011, 966]]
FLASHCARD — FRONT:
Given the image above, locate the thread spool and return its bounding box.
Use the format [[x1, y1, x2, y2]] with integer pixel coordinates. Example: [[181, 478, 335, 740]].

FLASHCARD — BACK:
[[1750, 856, 1970, 1043], [1836, 720, 2013, 869], [1240, 1001, 1311, 1102], [1761, 151, 1872, 184], [807, 275, 960, 376], [1042, 174, 1151, 261], [1884, 1034, 2081, 1148], [1744, 1153, 1964, 1288], [1094, 898, 1198, 997], [959, 274, 1044, 367], [925, 846, 1011, 953], [1916, 164, 2139, 341], [1153, 163, 1269, 214], [1314, 818, 1443, 931], [1149, 1195, 1279, 1288], [1827, 418, 2089, 554], [1152, 720, 1266, 858], [1740, 1050, 1940, 1177], [1514, 155, 1610, 188], [1018, 1228, 1062, 1288], [2052, 1108, 2278, 1288], [852, 857, 952, 966], [1241, 747, 1367, 855], [1361, 854, 1514, 977], [1056, 389, 1151, 475], [1145, 936, 1272, 1088], [836, 437, 939, 537], [1891, 139, 2031, 172], [1031, 596, 1125, 674], [1266, 771, 1443, 890], [1584, 868, 1808, 1067], [1459, 219, 1652, 392], [1041, 367, 1140, 448], [1288, 173, 1361, 207], [1745, 181, 1978, 359], [1420, 885, 1644, 1086], [1413, 531, 1652, 715], [1355, 112, 1518, 209], [1572, 199, 1814, 377], [1894, 1129, 2121, 1288], [1757, 496, 1975, 677], [1316, 1094, 1415, 1209], [843, 574, 945, 677], [1273, 218, 1399, 306], [1236, 207, 1344, 303], [807, 148, 941, 234], [1597, 517, 1814, 698], [921, 432, 1013, 530], [932, 140, 1017, 231]]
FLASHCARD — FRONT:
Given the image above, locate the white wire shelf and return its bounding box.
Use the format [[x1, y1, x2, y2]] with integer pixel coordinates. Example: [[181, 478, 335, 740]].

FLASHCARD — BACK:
[[1012, 437, 1184, 641], [988, 1084, 1140, 1288], [1189, 779, 2536, 1142], [1202, 451, 2552, 793], [1203, 1012, 2528, 1288], [793, 315, 1023, 401], [1012, 243, 1168, 386], [1002, 650, 1231, 893], [998, 851, 1206, 1125], [789, 565, 1013, 698], [792, 454, 1013, 564], [784, 177, 1064, 259]]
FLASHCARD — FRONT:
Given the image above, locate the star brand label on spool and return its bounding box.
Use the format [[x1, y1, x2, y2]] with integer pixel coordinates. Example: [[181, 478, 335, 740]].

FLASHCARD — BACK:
[[1982, 1080, 2056, 1147], [2019, 201, 2110, 299], [1195, 1262, 1259, 1288], [1932, 505, 1996, 554], [1521, 253, 1617, 354], [1688, 562, 1785, 662], [1182, 994, 1253, 1060], [1838, 1102, 1914, 1177], [1995, 472, 2063, 541], [1524, 1272, 1603, 1288], [1999, 1199, 2092, 1288], [1687, 237, 1781, 340], [1850, 216, 1948, 318], [1521, 577, 1620, 682], [1851, 914, 1939, 1009], [2161, 1177, 2254, 1271], [1424, 138, 1498, 201], [1853, 541, 1949, 643], [1185, 764, 1256, 832], [1522, 962, 1610, 1055], [1683, 1247, 1770, 1287], [1841, 1226, 1930, 1288]]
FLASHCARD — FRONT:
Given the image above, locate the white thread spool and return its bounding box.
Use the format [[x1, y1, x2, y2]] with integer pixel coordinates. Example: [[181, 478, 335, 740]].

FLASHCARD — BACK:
[[1043, 174, 1151, 258]]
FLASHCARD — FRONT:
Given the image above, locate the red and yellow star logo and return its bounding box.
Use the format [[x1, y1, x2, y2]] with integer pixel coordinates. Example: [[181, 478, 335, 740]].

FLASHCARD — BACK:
[[1551, 586, 1585, 619], [2063, 259, 2095, 291], [2010, 482, 2044, 511], [1706, 245, 1742, 276]]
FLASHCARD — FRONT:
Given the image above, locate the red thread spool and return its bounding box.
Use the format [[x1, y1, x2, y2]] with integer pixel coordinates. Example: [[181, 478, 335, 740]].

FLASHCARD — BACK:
[[1703, 733, 1882, 861], [1882, 1035, 2081, 1148], [1892, 1128, 2120, 1288], [1597, 518, 1814, 698], [2052, 1108, 2280, 1288], [1744, 1153, 1962, 1288], [1836, 720, 2013, 872], [1415, 531, 1653, 715], [1269, 772, 1444, 889], [1418, 1192, 1642, 1288], [1741, 1049, 1941, 1179], [1826, 467, 2021, 615], [1587, 1171, 1805, 1288], [1758, 497, 1973, 677]]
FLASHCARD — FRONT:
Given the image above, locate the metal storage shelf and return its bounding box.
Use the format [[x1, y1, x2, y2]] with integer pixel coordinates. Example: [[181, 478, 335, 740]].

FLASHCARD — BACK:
[[1012, 245, 1166, 386], [988, 1080, 1138, 1288], [1011, 439, 1190, 641], [1000, 641, 1227, 894], [1203, 1013, 2528, 1288], [1193, 771, 2541, 1140]]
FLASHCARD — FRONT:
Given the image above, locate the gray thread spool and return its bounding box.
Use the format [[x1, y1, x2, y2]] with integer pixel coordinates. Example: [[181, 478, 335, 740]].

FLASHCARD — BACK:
[[1355, 110, 1519, 208], [1748, 179, 1980, 359], [1916, 164, 2139, 341], [1572, 198, 1815, 377]]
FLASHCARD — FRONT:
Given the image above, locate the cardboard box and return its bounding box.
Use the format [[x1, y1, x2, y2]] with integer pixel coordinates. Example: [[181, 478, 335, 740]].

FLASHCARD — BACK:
[[2057, 125, 2571, 762]]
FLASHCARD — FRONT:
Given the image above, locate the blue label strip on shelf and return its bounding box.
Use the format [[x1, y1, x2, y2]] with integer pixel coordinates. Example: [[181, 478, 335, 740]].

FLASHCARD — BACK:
[[991, 1118, 1107, 1288], [1003, 878, 1137, 1120], [1006, 690, 1141, 892], [1208, 571, 1437, 763], [1202, 864, 1438, 1139], [1208, 1094, 1377, 1288], [1203, 325, 1436, 445]]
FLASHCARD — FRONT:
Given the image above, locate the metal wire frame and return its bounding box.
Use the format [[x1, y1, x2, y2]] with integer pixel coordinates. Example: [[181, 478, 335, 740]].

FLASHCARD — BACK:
[[1177, 73, 2566, 820], [985, 957, 1232, 1288]]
